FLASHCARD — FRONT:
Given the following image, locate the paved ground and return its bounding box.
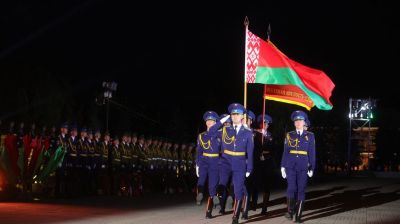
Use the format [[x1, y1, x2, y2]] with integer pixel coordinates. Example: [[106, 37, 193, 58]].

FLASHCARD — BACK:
[[1, 176, 399, 224]]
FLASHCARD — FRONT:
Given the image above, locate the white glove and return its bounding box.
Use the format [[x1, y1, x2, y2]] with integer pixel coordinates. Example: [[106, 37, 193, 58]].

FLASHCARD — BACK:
[[246, 172, 250, 178], [219, 115, 231, 124], [196, 165, 199, 177], [307, 170, 313, 178], [281, 167, 287, 179]]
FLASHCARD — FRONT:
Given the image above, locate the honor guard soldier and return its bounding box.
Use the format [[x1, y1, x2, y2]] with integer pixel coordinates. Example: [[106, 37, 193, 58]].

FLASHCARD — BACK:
[[94, 129, 102, 167], [304, 119, 311, 131], [195, 111, 221, 218], [100, 131, 111, 195], [245, 110, 255, 128], [120, 132, 131, 196], [137, 135, 149, 194], [281, 110, 315, 223], [241, 109, 256, 220], [55, 122, 69, 197], [86, 129, 96, 195], [209, 103, 254, 224], [78, 127, 88, 195], [216, 113, 234, 215], [253, 114, 274, 215], [111, 135, 121, 195], [130, 133, 141, 196], [93, 129, 102, 195], [66, 124, 79, 197], [130, 133, 139, 170]]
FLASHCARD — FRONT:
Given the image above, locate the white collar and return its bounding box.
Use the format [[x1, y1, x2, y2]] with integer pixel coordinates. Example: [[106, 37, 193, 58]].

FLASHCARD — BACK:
[[296, 129, 304, 135], [233, 124, 242, 133]]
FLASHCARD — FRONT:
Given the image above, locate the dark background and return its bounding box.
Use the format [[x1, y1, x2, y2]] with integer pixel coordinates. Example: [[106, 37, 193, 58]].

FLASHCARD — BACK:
[[0, 1, 399, 143]]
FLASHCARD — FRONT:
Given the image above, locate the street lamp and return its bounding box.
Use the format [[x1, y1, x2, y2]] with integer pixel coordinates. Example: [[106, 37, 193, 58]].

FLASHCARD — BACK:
[[102, 81, 118, 132]]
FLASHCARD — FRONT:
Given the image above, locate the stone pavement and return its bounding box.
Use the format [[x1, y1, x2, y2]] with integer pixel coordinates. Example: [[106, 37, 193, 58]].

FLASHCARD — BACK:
[[0, 176, 399, 224]]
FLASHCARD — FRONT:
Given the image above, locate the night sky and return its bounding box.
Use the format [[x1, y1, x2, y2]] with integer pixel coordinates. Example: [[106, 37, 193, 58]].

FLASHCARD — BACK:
[[0, 1, 399, 139]]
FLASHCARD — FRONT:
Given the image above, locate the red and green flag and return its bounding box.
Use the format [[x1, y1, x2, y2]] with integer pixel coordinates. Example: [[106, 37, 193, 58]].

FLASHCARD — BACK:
[[245, 30, 335, 110], [37, 145, 66, 182]]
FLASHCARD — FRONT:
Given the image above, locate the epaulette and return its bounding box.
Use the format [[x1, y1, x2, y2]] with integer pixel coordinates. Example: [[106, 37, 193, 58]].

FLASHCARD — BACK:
[[305, 130, 314, 135]]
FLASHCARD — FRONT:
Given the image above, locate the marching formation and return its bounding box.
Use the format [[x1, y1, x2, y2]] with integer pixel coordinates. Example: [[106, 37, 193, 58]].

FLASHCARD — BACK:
[[0, 123, 197, 199], [195, 103, 315, 224]]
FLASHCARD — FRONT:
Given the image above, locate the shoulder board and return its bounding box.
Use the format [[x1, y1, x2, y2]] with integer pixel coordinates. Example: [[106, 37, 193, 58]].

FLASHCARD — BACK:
[[244, 127, 252, 131], [305, 130, 314, 135]]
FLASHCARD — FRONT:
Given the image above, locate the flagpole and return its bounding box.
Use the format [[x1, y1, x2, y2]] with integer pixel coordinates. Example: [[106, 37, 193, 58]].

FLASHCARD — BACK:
[[244, 17, 249, 109], [262, 24, 271, 145]]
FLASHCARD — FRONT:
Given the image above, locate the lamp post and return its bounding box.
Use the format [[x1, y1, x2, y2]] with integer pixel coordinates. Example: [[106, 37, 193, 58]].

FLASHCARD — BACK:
[[102, 81, 117, 132]]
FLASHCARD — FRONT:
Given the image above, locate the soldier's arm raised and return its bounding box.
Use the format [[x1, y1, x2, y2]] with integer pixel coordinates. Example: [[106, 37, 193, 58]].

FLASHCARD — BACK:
[[208, 115, 230, 137]]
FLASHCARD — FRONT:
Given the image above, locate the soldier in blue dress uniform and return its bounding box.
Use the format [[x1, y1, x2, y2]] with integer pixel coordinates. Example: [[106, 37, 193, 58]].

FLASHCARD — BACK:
[[281, 110, 315, 223], [209, 103, 254, 224], [241, 109, 256, 220], [304, 119, 311, 131], [216, 113, 235, 215], [195, 111, 221, 218]]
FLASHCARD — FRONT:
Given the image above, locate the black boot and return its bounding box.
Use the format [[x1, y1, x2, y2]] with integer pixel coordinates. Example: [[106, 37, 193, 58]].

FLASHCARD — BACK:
[[232, 199, 242, 224], [284, 197, 295, 220], [217, 185, 226, 214], [241, 195, 249, 220], [260, 191, 270, 215], [196, 186, 204, 205], [205, 197, 213, 219], [294, 200, 304, 223]]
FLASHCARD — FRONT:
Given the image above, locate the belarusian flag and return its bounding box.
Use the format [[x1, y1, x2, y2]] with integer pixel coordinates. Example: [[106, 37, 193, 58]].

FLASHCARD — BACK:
[[245, 30, 335, 110]]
